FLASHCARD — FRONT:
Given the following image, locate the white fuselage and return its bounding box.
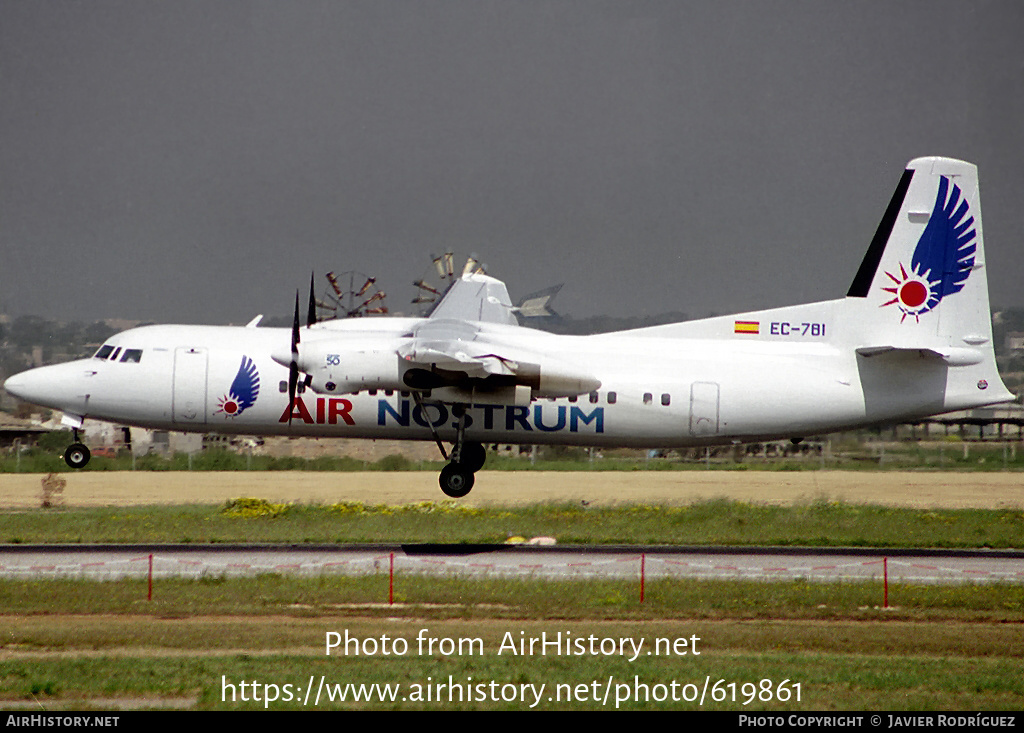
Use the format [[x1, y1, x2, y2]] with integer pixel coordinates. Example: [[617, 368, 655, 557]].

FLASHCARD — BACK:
[[6, 305, 1005, 450], [3, 157, 1016, 499]]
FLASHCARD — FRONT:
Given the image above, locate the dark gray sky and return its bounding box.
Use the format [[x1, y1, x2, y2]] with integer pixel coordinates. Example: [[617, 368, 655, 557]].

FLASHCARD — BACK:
[[2, 1, 1023, 325]]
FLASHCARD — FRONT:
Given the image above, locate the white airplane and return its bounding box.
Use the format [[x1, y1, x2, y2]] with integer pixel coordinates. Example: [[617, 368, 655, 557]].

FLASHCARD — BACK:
[[3, 157, 1013, 497]]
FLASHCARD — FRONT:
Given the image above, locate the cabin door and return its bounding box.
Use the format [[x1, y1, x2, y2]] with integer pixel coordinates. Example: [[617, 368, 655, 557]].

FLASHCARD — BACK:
[[173, 347, 208, 424]]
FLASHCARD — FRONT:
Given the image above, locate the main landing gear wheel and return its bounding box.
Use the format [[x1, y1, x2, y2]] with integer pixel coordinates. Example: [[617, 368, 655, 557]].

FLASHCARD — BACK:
[[64, 443, 91, 469], [457, 441, 486, 473], [418, 400, 483, 498], [439, 463, 474, 498]]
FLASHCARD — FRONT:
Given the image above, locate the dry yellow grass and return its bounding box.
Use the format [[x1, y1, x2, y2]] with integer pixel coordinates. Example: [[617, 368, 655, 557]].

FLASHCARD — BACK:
[[1, 470, 1023, 509]]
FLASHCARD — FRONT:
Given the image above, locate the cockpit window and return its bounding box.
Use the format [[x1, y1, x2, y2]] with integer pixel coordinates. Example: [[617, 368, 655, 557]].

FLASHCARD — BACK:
[[120, 349, 143, 363], [94, 345, 115, 359]]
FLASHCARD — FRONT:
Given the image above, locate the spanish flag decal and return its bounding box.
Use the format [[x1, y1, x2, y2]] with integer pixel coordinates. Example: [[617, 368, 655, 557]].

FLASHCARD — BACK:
[[734, 320, 760, 334]]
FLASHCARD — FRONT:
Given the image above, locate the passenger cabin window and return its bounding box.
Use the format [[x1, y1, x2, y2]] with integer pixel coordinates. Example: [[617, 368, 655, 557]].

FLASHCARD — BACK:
[[120, 349, 142, 363], [661, 393, 671, 406], [643, 392, 653, 405], [279, 381, 287, 393], [607, 391, 617, 404], [94, 345, 115, 360], [589, 391, 599, 404]]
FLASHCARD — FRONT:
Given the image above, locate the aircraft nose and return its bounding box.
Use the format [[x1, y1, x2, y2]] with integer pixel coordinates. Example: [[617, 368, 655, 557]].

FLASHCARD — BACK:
[[3, 371, 31, 401], [3, 363, 92, 413]]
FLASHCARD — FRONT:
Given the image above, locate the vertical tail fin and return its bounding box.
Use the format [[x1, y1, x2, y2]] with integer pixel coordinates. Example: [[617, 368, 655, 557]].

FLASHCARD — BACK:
[[847, 157, 992, 347], [846, 157, 1013, 409]]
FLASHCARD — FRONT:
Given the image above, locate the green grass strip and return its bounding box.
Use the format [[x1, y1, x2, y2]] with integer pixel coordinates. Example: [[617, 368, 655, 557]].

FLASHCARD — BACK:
[[3, 499, 1024, 547]]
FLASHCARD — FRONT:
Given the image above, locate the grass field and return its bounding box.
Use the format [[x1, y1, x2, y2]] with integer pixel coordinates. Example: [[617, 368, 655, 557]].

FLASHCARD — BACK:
[[2, 498, 1024, 547], [1, 470, 1022, 710], [1, 576, 1023, 710]]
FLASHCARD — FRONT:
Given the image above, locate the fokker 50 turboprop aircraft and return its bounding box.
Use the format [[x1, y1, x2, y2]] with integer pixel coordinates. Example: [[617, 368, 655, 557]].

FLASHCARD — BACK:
[[4, 157, 1014, 497]]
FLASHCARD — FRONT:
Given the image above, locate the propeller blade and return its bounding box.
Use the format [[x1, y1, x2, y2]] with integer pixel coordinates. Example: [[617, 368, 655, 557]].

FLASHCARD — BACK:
[[292, 291, 300, 350], [288, 361, 299, 426], [289, 291, 300, 425], [307, 272, 317, 328]]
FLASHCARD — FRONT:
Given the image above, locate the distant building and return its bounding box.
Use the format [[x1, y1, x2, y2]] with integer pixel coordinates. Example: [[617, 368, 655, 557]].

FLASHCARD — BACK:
[[0, 411, 51, 449], [918, 403, 1024, 440], [1006, 332, 1024, 353]]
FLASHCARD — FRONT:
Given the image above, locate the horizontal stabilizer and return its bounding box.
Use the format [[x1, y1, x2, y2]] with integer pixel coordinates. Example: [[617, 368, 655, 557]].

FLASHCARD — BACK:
[[855, 345, 984, 366], [515, 284, 562, 318]]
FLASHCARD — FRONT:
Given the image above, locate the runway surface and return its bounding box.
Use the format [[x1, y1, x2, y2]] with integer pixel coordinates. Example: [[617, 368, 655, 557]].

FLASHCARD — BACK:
[[2, 544, 1023, 584]]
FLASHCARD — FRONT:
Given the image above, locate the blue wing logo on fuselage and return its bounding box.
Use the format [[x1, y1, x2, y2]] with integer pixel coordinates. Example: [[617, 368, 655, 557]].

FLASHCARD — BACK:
[[216, 356, 261, 417], [881, 175, 977, 323]]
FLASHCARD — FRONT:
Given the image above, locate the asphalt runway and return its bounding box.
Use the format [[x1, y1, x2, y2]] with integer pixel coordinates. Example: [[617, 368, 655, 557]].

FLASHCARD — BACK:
[[2, 544, 1022, 585]]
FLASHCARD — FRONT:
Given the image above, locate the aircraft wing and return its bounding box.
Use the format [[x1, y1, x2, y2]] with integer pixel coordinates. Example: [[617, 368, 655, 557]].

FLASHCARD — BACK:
[[427, 273, 518, 325], [398, 275, 597, 397], [397, 315, 598, 398], [398, 318, 519, 379], [286, 271, 599, 401], [400, 275, 520, 379]]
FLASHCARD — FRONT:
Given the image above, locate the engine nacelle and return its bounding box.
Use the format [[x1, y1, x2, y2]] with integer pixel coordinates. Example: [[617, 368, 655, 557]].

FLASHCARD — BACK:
[[299, 344, 405, 394], [516, 360, 602, 398]]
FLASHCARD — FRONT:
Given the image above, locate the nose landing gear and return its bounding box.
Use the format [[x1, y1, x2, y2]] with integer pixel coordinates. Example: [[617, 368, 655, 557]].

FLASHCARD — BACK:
[[64, 429, 91, 469]]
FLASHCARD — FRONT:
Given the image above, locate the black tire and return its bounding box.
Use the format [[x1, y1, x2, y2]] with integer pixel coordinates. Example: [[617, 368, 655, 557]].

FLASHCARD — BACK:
[[64, 443, 91, 469], [456, 441, 487, 473], [439, 462, 474, 498]]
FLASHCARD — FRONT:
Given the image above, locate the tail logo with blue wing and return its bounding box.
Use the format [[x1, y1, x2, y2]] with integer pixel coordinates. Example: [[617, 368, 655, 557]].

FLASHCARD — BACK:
[[881, 175, 977, 323], [216, 356, 261, 417]]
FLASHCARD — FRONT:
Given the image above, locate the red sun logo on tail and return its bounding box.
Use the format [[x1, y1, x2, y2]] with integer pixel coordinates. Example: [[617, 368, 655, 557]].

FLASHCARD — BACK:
[[881, 263, 939, 323]]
